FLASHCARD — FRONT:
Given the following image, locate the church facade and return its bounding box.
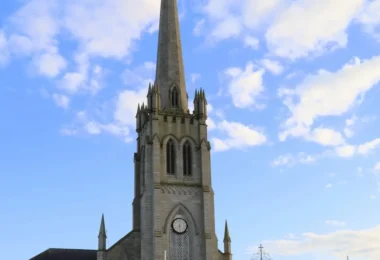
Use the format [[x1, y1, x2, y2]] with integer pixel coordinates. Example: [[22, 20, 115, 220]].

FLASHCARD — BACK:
[[30, 0, 232, 259]]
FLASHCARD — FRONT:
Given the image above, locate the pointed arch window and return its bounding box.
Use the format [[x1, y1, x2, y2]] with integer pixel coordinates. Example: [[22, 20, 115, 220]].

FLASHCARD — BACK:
[[171, 88, 179, 107], [183, 141, 192, 176], [167, 139, 176, 175]]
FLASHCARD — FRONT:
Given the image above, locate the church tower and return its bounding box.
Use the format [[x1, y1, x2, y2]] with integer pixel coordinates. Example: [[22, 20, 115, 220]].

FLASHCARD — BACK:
[[97, 0, 232, 259], [131, 0, 232, 259]]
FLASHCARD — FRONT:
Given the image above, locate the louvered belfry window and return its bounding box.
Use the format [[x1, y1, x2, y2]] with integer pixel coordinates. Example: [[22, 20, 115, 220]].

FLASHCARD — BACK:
[[183, 141, 192, 176], [167, 139, 176, 174]]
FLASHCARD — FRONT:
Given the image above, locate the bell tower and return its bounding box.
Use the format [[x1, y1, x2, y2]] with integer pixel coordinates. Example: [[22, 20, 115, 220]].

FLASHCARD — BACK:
[[131, 0, 232, 259]]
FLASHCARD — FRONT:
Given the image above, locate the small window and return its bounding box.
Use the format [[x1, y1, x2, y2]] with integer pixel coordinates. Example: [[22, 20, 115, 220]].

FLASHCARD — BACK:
[[167, 139, 176, 174], [183, 141, 192, 176], [171, 88, 179, 107]]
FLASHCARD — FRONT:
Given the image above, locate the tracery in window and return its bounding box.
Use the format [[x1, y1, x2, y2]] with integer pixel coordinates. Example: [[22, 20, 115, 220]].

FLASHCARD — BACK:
[[167, 139, 176, 175], [183, 141, 192, 176]]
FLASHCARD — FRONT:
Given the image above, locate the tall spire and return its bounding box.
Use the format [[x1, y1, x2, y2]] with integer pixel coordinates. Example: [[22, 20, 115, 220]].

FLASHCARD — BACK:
[[224, 220, 231, 242], [223, 220, 232, 259], [155, 0, 188, 112], [98, 214, 107, 251]]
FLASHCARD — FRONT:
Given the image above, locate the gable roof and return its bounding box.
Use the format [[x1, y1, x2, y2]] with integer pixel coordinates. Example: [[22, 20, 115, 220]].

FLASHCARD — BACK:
[[30, 248, 97, 260]]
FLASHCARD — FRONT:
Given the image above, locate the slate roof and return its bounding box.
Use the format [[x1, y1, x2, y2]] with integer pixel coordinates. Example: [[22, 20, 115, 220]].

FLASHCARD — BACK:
[[29, 248, 97, 260]]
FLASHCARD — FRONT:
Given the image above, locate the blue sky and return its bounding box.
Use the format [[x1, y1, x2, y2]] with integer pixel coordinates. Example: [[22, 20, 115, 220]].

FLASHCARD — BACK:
[[1, 0, 380, 260]]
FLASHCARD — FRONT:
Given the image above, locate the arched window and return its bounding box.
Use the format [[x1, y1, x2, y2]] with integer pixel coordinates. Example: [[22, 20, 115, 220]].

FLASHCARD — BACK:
[[171, 88, 179, 107], [183, 141, 192, 176], [167, 139, 176, 174]]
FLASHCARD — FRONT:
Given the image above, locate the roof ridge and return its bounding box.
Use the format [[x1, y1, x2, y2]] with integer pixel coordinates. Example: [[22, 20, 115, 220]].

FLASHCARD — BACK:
[[48, 248, 97, 251]]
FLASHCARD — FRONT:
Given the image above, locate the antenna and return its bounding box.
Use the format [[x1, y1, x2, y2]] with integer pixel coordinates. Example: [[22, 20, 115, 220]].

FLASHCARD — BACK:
[[250, 244, 273, 260]]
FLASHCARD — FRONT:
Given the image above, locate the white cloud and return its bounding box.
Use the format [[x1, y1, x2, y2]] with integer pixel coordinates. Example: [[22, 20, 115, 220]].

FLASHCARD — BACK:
[[260, 59, 284, 75], [60, 128, 78, 136], [207, 104, 214, 114], [2, 0, 160, 95], [88, 65, 105, 94], [326, 220, 346, 227], [59, 71, 87, 94], [335, 144, 356, 158], [114, 62, 155, 127], [344, 115, 357, 138], [62, 0, 160, 59], [210, 16, 242, 40], [258, 226, 380, 259], [52, 93, 70, 109], [266, 0, 365, 59], [285, 233, 297, 240], [59, 62, 154, 141], [202, 0, 303, 52], [114, 88, 147, 127], [207, 117, 216, 131], [85, 122, 101, 135], [374, 162, 380, 171], [307, 128, 345, 147], [5, 0, 66, 75], [191, 73, 201, 83], [343, 127, 354, 138], [212, 120, 267, 152], [9, 0, 60, 52], [357, 138, 380, 155], [33, 51, 67, 77], [58, 57, 104, 95], [202, 0, 283, 43], [7, 34, 34, 56], [328, 137, 380, 158], [345, 115, 357, 126], [243, 35, 259, 50], [242, 0, 284, 29], [325, 183, 332, 189], [193, 19, 205, 37], [121, 62, 155, 87], [280, 55, 380, 142], [225, 62, 265, 109], [357, 0, 380, 41], [272, 153, 316, 167], [203, 0, 235, 21]]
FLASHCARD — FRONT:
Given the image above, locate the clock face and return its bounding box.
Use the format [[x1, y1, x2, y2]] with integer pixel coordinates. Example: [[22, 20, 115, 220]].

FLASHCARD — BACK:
[[172, 218, 188, 234]]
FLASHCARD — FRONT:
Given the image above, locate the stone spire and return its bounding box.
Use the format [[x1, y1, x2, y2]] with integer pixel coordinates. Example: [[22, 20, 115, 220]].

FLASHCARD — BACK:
[[98, 214, 107, 251], [223, 220, 232, 259], [224, 220, 231, 243], [155, 0, 188, 112]]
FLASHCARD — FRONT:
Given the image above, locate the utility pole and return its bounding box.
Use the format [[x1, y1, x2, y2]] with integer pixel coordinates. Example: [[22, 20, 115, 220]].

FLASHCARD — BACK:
[[259, 244, 264, 260], [250, 244, 272, 260]]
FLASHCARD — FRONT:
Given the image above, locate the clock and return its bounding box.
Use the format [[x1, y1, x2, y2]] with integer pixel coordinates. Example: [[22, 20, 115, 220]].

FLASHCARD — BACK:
[[172, 218, 188, 234]]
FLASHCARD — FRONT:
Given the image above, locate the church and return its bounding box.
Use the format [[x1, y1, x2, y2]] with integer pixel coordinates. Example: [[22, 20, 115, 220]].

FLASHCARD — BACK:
[[30, 0, 232, 259]]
